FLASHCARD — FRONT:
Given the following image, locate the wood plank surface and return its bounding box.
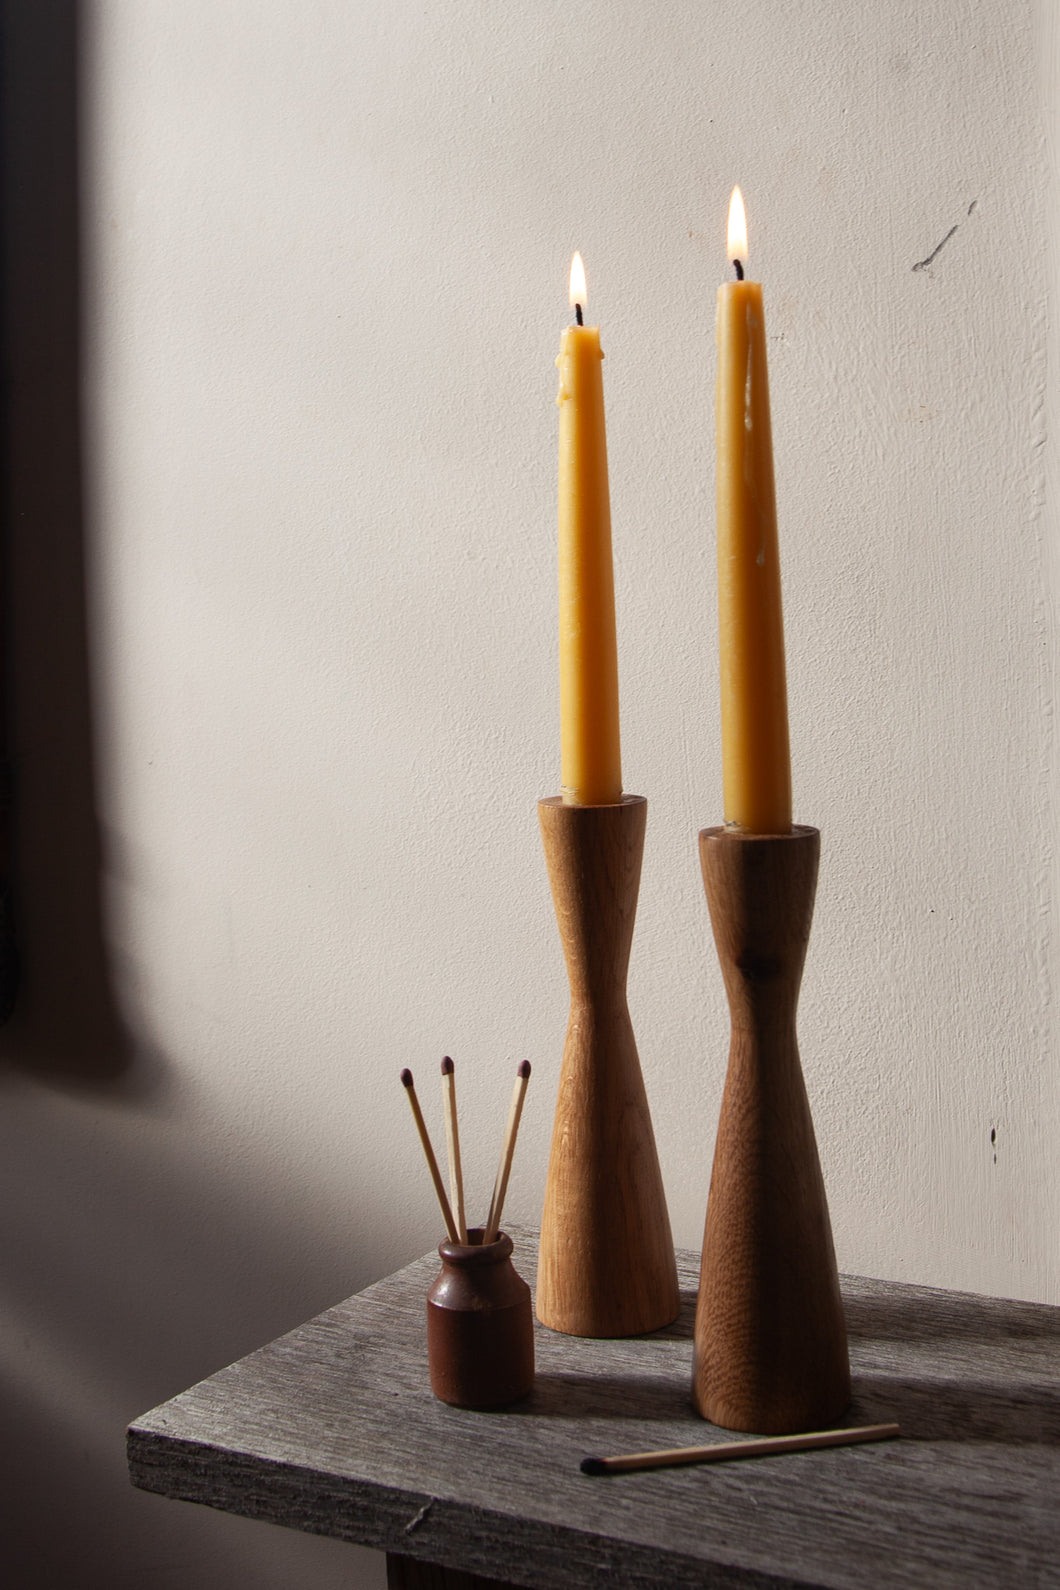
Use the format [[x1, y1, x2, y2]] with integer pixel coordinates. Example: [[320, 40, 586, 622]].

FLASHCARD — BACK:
[[127, 1231, 1060, 1590]]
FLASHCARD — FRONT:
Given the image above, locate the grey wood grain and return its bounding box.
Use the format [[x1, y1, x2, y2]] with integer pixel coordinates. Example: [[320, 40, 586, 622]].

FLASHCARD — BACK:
[[128, 1231, 1060, 1590]]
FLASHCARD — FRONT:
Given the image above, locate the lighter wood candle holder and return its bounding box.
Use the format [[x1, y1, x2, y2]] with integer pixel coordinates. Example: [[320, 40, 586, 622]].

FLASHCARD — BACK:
[[694, 824, 850, 1433], [536, 795, 680, 1337]]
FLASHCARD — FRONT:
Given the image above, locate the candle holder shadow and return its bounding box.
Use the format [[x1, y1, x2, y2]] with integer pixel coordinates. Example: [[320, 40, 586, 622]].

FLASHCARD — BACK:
[[694, 824, 850, 1433], [536, 795, 679, 1338]]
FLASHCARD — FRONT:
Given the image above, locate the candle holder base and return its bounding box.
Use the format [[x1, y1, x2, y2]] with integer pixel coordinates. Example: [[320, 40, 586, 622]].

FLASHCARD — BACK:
[[693, 824, 850, 1433], [536, 795, 679, 1338]]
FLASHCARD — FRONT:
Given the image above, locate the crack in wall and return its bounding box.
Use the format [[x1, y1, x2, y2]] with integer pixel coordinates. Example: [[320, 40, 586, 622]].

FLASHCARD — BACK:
[[913, 223, 959, 272]]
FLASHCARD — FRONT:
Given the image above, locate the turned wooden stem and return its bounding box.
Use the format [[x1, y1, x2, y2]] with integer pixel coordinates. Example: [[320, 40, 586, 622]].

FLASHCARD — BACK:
[[536, 795, 679, 1337], [694, 824, 850, 1433]]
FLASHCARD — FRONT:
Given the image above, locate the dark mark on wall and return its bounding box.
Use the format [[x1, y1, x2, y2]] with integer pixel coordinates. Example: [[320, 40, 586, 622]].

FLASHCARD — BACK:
[[991, 1126, 997, 1165], [967, 199, 977, 215], [912, 223, 959, 273]]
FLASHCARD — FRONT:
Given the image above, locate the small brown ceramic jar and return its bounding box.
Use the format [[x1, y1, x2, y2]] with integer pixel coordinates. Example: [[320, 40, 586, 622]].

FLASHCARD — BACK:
[[426, 1229, 534, 1409]]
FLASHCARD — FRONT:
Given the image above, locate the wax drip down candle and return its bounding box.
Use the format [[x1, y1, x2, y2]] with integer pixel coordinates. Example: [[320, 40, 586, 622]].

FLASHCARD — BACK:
[[715, 188, 793, 835], [556, 253, 623, 807]]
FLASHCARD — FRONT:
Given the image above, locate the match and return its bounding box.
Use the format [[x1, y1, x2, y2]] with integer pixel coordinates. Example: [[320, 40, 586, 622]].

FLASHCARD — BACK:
[[483, 1060, 531, 1243], [400, 1069, 458, 1242], [440, 1055, 468, 1243], [580, 1422, 901, 1476]]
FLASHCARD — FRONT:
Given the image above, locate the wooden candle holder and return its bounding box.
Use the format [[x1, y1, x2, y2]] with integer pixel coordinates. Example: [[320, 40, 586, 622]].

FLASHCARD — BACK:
[[536, 795, 679, 1337], [694, 824, 850, 1433]]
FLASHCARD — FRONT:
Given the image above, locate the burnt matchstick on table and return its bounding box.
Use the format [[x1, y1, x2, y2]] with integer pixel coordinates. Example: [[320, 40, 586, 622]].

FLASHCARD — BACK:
[[483, 1060, 531, 1243], [400, 1069, 458, 1242], [440, 1056, 468, 1243]]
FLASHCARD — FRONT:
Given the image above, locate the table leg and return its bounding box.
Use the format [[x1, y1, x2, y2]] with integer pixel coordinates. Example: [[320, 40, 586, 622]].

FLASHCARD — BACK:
[[386, 1551, 515, 1589]]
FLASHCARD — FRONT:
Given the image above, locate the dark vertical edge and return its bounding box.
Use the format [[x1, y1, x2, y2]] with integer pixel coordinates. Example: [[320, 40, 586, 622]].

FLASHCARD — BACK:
[[0, 1, 21, 1019], [0, 0, 131, 1075]]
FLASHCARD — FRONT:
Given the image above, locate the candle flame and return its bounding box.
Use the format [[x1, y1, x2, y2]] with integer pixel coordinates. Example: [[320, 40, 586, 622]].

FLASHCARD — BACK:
[[569, 251, 587, 311], [727, 186, 748, 267]]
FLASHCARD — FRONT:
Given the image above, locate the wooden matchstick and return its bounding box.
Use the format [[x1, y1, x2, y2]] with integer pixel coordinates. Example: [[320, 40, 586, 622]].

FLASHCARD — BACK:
[[440, 1056, 467, 1243], [400, 1069, 458, 1241], [483, 1060, 531, 1244], [580, 1422, 901, 1476]]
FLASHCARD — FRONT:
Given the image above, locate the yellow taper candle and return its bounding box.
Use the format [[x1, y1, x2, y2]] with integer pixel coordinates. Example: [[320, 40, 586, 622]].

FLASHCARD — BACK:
[[716, 187, 792, 834], [557, 252, 622, 806]]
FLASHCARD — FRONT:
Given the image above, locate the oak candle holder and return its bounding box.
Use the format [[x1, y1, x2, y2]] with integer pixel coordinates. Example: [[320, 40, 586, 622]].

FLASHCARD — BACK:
[[536, 794, 679, 1337], [693, 824, 850, 1433]]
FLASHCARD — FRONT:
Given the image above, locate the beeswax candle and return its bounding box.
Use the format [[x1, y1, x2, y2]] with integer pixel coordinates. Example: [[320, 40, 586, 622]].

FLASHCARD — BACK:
[[556, 253, 622, 806], [716, 188, 792, 834]]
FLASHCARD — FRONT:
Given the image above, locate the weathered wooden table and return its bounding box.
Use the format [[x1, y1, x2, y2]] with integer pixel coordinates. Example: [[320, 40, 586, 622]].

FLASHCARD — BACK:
[[128, 1231, 1060, 1589]]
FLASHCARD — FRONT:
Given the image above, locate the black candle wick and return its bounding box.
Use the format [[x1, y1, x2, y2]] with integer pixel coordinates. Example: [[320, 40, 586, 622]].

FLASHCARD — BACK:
[[733, 259, 744, 281], [575, 302, 584, 325]]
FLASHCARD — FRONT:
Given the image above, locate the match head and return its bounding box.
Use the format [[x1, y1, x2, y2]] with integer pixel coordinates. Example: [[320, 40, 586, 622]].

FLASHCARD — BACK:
[[440, 1055, 454, 1075], [400, 1068, 414, 1088], [517, 1059, 531, 1079], [580, 1457, 607, 1476]]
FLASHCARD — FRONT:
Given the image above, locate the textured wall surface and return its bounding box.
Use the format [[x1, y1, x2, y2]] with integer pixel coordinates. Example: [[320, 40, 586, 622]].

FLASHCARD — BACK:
[[1, 1, 1056, 1585]]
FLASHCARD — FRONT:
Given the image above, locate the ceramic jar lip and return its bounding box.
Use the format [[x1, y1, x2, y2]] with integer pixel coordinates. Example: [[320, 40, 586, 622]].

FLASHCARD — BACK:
[[437, 1228, 514, 1266]]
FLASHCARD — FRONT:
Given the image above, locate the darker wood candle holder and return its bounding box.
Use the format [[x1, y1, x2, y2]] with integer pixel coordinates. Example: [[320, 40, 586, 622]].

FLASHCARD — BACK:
[[693, 824, 850, 1433], [536, 795, 679, 1337]]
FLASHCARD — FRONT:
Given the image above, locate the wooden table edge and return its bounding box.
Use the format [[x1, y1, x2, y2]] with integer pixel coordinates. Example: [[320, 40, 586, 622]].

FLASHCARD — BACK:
[[126, 1423, 816, 1590]]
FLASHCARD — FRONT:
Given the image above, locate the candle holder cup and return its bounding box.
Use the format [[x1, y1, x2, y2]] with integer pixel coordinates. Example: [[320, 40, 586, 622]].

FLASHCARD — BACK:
[[693, 824, 850, 1433], [536, 794, 680, 1337]]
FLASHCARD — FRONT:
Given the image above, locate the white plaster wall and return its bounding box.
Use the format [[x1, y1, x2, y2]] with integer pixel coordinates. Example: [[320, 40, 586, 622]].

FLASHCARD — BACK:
[[2, 1, 1056, 1584]]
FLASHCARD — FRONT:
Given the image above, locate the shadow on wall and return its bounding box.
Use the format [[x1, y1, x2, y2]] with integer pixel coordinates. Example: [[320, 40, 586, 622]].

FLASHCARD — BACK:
[[0, 16, 391, 1586], [0, 0, 137, 1087]]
